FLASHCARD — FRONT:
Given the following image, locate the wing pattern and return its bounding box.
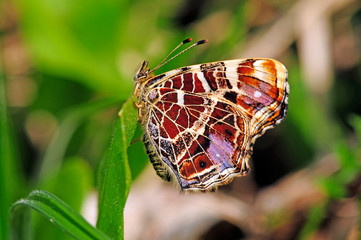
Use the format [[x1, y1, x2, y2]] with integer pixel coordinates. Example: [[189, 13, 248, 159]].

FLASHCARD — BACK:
[[137, 58, 289, 191]]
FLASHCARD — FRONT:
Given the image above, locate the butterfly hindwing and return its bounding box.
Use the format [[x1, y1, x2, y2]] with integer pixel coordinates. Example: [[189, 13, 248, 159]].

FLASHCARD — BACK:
[[138, 58, 289, 191]]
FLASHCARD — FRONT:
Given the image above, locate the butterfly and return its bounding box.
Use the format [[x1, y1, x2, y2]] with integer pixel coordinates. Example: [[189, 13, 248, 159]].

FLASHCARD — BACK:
[[133, 38, 289, 192]]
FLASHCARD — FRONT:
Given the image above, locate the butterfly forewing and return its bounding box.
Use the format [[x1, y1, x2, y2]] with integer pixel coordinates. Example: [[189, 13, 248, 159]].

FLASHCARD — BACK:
[[136, 58, 289, 191]]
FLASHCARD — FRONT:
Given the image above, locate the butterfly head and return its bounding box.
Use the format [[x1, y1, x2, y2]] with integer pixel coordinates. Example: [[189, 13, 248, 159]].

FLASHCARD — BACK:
[[134, 60, 151, 82]]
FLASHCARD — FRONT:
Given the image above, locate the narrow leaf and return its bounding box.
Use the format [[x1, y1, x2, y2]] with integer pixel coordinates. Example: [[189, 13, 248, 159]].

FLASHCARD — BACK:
[[10, 190, 110, 240], [0, 54, 22, 240], [96, 96, 138, 239], [34, 158, 93, 240]]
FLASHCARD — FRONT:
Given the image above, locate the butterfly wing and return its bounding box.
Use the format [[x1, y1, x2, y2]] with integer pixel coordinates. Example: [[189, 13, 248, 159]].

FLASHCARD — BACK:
[[140, 58, 289, 191]]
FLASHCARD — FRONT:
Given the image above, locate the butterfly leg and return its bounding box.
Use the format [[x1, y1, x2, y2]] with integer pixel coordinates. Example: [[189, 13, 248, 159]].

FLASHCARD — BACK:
[[133, 101, 141, 109]]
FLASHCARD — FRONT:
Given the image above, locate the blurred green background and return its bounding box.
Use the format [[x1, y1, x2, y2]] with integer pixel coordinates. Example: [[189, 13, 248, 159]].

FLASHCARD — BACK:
[[1, 0, 361, 239]]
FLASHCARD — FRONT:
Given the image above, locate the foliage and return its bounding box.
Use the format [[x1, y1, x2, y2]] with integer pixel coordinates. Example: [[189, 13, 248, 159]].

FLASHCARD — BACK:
[[96, 97, 137, 238]]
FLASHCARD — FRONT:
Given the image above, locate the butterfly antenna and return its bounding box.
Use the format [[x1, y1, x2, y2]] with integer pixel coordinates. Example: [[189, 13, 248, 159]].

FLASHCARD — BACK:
[[157, 38, 192, 66], [150, 39, 208, 74]]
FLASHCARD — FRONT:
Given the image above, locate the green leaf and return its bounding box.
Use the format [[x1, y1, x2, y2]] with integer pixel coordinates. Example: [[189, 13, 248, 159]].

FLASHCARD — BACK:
[[0, 53, 22, 240], [34, 158, 94, 240], [128, 123, 149, 180], [96, 96, 138, 239], [10, 190, 111, 240]]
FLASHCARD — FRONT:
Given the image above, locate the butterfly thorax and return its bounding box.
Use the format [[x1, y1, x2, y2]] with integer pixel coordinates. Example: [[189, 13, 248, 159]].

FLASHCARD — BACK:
[[133, 61, 155, 122]]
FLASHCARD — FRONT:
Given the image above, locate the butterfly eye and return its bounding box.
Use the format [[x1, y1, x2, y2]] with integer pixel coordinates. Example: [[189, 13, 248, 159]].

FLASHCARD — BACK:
[[134, 61, 150, 82]]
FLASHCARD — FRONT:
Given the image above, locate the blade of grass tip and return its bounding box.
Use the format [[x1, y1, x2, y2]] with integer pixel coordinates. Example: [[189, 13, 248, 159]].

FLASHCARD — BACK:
[[96, 95, 138, 239], [10, 190, 111, 240]]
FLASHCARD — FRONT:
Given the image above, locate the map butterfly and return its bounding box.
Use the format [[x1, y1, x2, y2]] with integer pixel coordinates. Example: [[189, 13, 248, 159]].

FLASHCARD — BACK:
[[133, 39, 289, 192]]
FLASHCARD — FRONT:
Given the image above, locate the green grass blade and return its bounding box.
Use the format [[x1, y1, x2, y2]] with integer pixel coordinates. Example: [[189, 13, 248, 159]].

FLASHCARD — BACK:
[[34, 157, 93, 240], [0, 52, 22, 240], [0, 51, 10, 240], [10, 190, 111, 240], [96, 96, 138, 239]]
